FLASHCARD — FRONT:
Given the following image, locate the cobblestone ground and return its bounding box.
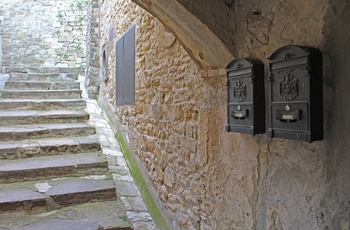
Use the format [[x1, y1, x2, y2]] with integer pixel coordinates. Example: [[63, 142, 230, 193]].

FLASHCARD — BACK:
[[84, 99, 158, 230]]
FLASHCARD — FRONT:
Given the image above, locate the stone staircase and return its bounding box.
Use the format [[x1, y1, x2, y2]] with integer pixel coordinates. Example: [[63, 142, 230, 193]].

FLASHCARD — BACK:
[[0, 70, 132, 229]]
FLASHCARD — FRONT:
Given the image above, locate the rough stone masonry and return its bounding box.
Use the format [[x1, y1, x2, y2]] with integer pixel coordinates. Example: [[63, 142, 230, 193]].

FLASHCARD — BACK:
[[98, 0, 350, 229], [0, 0, 88, 67]]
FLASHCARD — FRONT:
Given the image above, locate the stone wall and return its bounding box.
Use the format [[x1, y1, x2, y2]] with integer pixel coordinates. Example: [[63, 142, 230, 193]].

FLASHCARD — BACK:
[[99, 1, 207, 228], [99, 0, 350, 229], [0, 35, 2, 72], [0, 0, 88, 67], [85, 0, 100, 98], [319, 1, 350, 229]]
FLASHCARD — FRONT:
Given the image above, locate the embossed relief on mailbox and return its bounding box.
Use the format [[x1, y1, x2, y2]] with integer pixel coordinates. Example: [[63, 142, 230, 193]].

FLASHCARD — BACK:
[[280, 72, 298, 101], [268, 45, 323, 142], [226, 58, 265, 135]]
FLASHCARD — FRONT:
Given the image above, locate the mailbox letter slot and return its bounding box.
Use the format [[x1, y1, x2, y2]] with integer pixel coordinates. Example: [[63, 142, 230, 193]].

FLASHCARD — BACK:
[[268, 45, 323, 142], [231, 109, 248, 120], [276, 109, 301, 123], [226, 58, 265, 135]]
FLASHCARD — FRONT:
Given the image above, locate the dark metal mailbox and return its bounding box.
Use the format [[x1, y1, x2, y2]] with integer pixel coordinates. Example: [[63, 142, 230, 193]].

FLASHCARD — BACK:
[[267, 45, 323, 142], [226, 58, 265, 135]]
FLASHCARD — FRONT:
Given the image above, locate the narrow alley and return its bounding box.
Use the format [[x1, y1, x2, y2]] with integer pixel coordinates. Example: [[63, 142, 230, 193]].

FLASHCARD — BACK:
[[1, 0, 350, 229]]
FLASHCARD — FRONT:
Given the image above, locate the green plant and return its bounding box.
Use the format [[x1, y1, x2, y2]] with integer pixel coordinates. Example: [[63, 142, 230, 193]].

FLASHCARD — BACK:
[[57, 11, 63, 18], [77, 14, 85, 22], [76, 43, 82, 50], [70, 2, 75, 10], [75, 0, 88, 9], [120, 215, 128, 222]]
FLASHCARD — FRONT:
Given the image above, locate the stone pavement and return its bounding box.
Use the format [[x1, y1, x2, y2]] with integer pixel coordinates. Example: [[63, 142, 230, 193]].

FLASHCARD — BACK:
[[84, 98, 158, 230]]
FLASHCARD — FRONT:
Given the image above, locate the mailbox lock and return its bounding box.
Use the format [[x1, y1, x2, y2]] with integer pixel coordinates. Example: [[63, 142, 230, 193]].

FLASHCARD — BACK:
[[286, 105, 290, 111]]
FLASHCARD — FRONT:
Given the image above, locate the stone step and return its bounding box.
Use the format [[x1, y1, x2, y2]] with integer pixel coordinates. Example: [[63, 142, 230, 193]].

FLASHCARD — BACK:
[[10, 72, 78, 82], [0, 178, 116, 213], [0, 123, 95, 141], [46, 178, 116, 206], [0, 187, 47, 214], [0, 98, 86, 110], [5, 81, 81, 90], [0, 89, 82, 99], [6, 67, 82, 74], [0, 153, 108, 182], [0, 136, 101, 159], [0, 110, 89, 125], [0, 200, 132, 229]]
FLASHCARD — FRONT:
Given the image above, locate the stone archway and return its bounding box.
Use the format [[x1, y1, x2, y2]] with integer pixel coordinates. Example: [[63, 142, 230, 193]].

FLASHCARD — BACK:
[[131, 0, 234, 70]]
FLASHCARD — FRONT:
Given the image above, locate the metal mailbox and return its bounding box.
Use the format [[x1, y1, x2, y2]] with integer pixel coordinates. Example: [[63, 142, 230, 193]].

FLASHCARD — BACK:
[[226, 58, 265, 135], [267, 45, 323, 142]]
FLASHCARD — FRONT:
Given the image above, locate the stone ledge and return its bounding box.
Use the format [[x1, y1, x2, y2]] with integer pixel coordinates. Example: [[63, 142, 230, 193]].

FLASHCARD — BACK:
[[86, 99, 159, 229]]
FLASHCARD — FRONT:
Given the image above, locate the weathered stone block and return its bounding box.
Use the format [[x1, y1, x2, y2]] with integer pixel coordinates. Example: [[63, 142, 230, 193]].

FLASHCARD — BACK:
[[163, 168, 174, 188], [180, 137, 197, 153]]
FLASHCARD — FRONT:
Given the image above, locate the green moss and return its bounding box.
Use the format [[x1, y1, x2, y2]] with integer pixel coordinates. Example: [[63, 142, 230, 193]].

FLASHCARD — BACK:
[[75, 0, 88, 9], [77, 15, 86, 23], [57, 11, 64, 18], [120, 215, 128, 222], [76, 43, 82, 50], [115, 133, 172, 230]]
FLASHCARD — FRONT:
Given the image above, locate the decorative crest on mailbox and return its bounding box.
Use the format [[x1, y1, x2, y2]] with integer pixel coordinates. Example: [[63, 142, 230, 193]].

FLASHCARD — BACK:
[[279, 72, 298, 101], [233, 80, 246, 102]]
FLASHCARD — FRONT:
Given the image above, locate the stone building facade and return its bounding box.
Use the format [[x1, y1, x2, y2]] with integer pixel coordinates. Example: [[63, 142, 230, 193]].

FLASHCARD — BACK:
[[0, 0, 88, 67], [98, 0, 350, 229]]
